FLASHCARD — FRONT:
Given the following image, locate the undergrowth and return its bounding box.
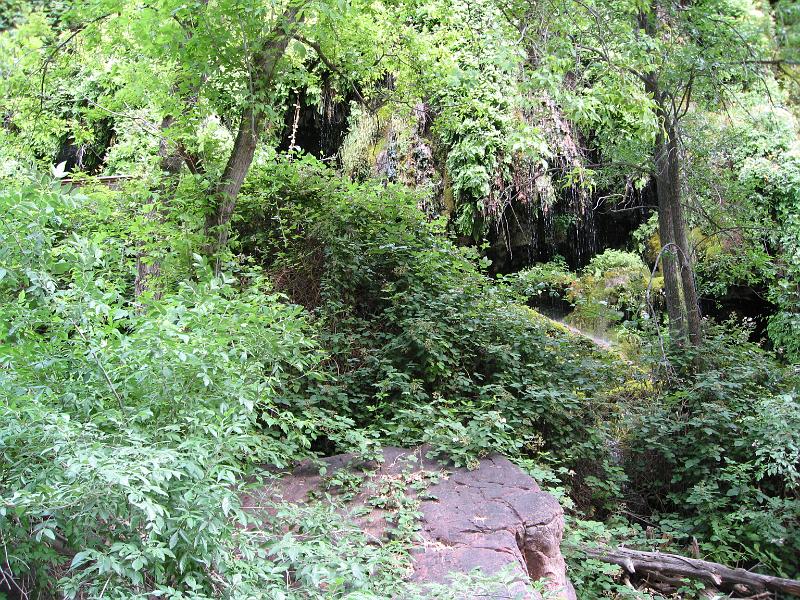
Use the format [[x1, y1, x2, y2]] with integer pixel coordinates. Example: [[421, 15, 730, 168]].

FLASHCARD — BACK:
[[237, 156, 800, 582], [237, 155, 634, 500]]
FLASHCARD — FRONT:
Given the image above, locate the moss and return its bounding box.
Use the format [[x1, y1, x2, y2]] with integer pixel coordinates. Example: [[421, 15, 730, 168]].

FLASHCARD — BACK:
[[563, 251, 652, 337]]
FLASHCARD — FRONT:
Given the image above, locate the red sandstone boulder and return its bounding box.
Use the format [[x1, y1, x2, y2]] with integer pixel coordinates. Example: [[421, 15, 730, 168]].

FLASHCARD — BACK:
[[244, 447, 576, 600]]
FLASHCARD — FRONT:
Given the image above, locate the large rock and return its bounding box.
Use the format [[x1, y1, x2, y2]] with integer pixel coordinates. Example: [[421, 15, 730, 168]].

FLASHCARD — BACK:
[[244, 447, 575, 599]]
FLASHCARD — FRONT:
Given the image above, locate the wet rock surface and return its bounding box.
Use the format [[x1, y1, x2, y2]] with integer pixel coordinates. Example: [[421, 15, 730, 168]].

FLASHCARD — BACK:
[[244, 447, 575, 599]]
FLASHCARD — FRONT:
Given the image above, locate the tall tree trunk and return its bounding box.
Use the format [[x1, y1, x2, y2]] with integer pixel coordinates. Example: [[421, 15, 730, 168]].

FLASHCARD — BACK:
[[664, 116, 702, 346], [653, 127, 688, 345], [205, 107, 262, 263], [641, 6, 702, 348], [204, 5, 302, 269]]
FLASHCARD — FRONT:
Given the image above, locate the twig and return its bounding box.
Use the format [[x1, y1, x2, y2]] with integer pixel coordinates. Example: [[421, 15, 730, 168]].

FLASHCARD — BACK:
[[68, 318, 124, 411]]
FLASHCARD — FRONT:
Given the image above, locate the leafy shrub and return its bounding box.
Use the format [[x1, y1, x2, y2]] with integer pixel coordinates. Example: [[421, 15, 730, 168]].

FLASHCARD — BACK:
[[505, 256, 577, 306], [583, 249, 647, 276], [565, 250, 651, 336], [236, 156, 633, 512], [0, 173, 374, 597], [626, 324, 800, 576]]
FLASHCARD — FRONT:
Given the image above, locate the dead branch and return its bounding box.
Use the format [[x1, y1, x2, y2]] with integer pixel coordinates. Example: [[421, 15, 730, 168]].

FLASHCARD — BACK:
[[574, 545, 800, 597]]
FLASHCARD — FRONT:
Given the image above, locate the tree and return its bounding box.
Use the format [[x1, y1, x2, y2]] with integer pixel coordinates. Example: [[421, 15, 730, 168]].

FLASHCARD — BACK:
[[47, 0, 385, 274], [201, 2, 305, 262], [638, 4, 703, 347], [502, 0, 776, 346]]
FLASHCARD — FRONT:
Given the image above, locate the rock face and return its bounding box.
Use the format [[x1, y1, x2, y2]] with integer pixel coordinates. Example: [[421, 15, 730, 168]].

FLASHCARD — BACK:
[[247, 447, 575, 600], [410, 452, 574, 599]]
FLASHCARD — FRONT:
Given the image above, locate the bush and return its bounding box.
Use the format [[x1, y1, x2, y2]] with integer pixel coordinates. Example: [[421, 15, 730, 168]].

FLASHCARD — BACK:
[[566, 250, 651, 336], [584, 249, 648, 276], [626, 324, 800, 576], [504, 256, 577, 307], [236, 156, 635, 512], [0, 173, 373, 597]]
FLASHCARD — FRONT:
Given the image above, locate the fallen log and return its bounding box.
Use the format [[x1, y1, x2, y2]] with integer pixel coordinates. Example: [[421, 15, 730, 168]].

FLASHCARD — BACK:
[[574, 545, 800, 597]]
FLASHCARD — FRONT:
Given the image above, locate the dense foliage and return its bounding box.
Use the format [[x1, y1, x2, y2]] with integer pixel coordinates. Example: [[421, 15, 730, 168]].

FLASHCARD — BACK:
[[629, 327, 800, 574], [237, 157, 631, 483], [1, 0, 799, 598], [0, 173, 379, 597]]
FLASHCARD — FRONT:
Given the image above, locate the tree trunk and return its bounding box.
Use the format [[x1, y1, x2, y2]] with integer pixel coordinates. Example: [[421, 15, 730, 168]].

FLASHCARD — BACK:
[[653, 119, 688, 344], [204, 5, 303, 269], [134, 2, 209, 298], [134, 115, 182, 300], [646, 68, 702, 347], [204, 106, 262, 261], [664, 116, 702, 346], [641, 5, 702, 348]]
